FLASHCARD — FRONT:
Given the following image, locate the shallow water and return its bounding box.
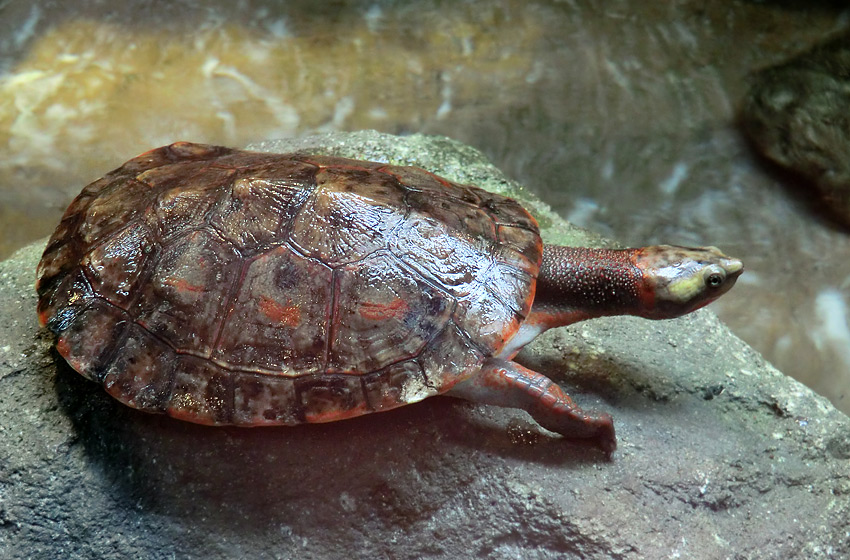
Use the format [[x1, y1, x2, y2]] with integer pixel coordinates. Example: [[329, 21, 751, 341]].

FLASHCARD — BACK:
[[1, 0, 848, 413]]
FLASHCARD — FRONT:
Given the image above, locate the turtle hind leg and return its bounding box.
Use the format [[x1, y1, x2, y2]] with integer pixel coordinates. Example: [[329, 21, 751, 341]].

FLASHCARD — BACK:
[[446, 358, 616, 455]]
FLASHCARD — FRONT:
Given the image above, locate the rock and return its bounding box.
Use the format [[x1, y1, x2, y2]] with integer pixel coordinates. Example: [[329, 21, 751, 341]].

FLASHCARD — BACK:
[[2, 131, 848, 559], [741, 32, 850, 227]]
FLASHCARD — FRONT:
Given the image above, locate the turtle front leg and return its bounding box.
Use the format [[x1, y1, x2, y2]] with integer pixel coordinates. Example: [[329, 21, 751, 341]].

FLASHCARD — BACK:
[[446, 358, 616, 455]]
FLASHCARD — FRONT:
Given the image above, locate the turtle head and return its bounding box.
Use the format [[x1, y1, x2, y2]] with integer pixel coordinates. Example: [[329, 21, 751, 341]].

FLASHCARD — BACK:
[[633, 245, 743, 319]]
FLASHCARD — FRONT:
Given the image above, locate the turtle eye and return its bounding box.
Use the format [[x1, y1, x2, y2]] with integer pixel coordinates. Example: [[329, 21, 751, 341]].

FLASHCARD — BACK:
[[705, 272, 724, 289]]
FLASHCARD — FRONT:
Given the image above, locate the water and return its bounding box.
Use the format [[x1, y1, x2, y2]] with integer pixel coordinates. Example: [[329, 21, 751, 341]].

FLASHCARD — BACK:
[[1, 0, 849, 412]]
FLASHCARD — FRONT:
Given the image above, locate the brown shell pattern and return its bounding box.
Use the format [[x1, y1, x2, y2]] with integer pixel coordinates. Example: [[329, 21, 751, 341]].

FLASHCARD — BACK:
[[37, 142, 542, 426]]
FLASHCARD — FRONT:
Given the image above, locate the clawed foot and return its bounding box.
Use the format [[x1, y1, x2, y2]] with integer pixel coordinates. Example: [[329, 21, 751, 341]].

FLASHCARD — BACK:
[[446, 357, 617, 456]]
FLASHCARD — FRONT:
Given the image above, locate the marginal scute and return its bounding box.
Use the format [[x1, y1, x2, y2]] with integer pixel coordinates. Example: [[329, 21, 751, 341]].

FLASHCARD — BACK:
[[45, 195, 94, 252], [54, 300, 129, 382], [37, 268, 94, 328], [297, 154, 386, 171], [232, 372, 299, 425], [362, 361, 434, 410], [101, 324, 175, 413], [295, 374, 369, 423], [482, 196, 539, 231], [496, 224, 542, 267], [36, 143, 543, 426], [166, 141, 233, 161], [167, 355, 233, 425], [36, 240, 78, 300]]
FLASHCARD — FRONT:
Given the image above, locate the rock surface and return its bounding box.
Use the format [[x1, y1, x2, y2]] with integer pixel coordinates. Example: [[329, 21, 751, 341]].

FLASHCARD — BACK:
[[742, 32, 850, 226], [2, 131, 848, 559]]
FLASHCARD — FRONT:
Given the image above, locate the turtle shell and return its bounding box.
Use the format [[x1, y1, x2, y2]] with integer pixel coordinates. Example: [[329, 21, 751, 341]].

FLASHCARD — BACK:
[[36, 142, 542, 426]]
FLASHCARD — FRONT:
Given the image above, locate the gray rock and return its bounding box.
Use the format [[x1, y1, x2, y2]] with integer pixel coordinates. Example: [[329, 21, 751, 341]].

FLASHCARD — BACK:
[[742, 33, 850, 227], [2, 131, 848, 559]]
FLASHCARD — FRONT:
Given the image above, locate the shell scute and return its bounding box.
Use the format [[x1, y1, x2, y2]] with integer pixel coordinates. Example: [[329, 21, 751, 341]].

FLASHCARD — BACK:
[[133, 229, 240, 356], [297, 154, 387, 171], [405, 191, 497, 241], [37, 239, 84, 305], [416, 323, 485, 391], [389, 216, 492, 290], [101, 324, 175, 413], [37, 143, 542, 426], [453, 288, 522, 353], [54, 300, 129, 382], [481, 194, 538, 230], [295, 374, 369, 423], [147, 166, 234, 239], [83, 222, 155, 309], [207, 160, 318, 251], [77, 178, 151, 247], [37, 267, 94, 328], [362, 361, 434, 411], [212, 244, 332, 374], [162, 142, 235, 165], [483, 260, 536, 317], [330, 253, 453, 373], [496, 224, 543, 267], [167, 355, 233, 425], [232, 372, 299, 425], [288, 166, 406, 267], [384, 164, 482, 206]]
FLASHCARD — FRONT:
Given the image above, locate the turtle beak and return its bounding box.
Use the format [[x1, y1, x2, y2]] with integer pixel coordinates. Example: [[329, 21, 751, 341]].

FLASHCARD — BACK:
[[724, 257, 744, 277]]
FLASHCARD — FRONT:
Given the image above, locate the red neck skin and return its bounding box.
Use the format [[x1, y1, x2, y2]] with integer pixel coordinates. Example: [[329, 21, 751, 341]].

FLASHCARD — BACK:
[[530, 246, 654, 329]]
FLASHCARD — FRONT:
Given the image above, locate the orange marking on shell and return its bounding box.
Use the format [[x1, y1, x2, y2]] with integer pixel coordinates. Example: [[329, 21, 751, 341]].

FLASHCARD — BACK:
[[358, 298, 408, 321], [304, 402, 370, 423], [163, 276, 206, 293], [258, 296, 301, 327]]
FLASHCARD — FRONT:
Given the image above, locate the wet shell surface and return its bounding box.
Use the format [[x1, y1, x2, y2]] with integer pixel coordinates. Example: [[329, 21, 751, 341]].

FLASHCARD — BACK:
[[36, 142, 542, 425]]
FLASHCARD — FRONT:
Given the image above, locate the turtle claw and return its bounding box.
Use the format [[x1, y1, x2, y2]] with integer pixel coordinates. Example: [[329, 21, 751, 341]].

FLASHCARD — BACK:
[[446, 357, 616, 455]]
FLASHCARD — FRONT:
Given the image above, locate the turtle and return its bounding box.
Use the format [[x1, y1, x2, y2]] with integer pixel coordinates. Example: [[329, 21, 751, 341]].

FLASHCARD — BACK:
[[36, 142, 743, 454]]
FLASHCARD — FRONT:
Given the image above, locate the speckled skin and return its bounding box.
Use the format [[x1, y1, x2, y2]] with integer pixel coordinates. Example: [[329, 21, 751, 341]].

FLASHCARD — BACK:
[[37, 142, 743, 453], [532, 245, 741, 325]]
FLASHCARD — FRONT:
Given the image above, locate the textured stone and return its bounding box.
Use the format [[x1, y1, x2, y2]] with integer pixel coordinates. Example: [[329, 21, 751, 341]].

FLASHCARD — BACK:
[[743, 32, 850, 226]]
